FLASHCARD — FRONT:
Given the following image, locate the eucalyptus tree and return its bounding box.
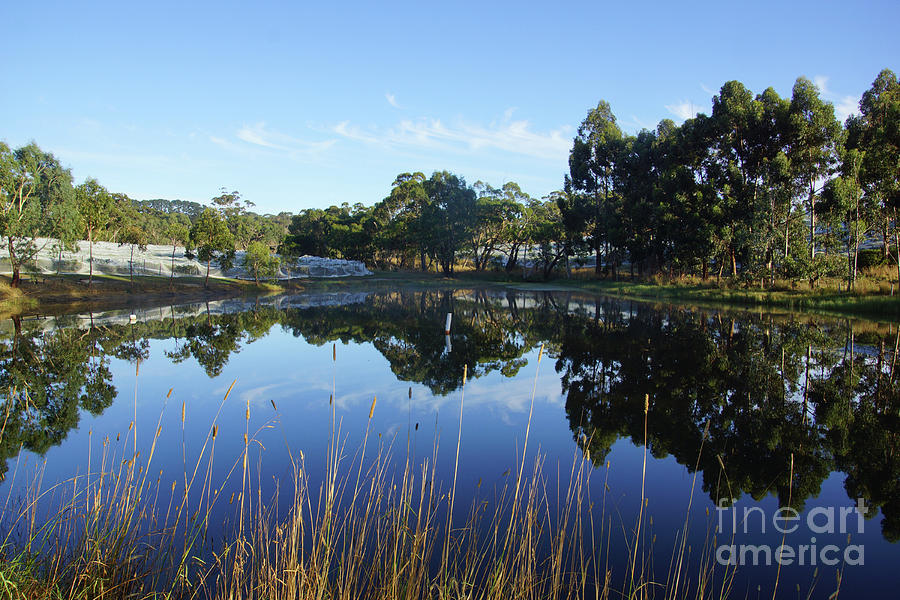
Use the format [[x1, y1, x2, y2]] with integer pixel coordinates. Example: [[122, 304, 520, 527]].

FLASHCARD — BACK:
[[847, 69, 900, 283], [75, 177, 113, 285], [568, 101, 624, 274], [118, 225, 148, 285], [0, 143, 76, 286], [531, 194, 568, 278], [821, 148, 872, 290], [387, 172, 430, 269], [422, 171, 476, 276], [49, 199, 83, 275], [471, 181, 527, 272], [189, 207, 235, 287], [787, 77, 843, 277], [243, 240, 281, 283], [164, 221, 190, 282]]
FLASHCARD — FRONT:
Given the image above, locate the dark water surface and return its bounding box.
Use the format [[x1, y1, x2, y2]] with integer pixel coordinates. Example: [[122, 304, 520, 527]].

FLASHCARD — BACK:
[[1, 287, 898, 597]]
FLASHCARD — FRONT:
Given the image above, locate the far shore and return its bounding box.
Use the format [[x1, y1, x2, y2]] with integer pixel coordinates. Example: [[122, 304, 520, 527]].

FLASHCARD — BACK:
[[2, 270, 900, 322]]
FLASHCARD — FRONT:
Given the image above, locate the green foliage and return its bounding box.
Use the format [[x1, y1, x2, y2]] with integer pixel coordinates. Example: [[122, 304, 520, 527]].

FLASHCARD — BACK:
[[242, 240, 281, 283], [0, 143, 76, 285], [189, 207, 235, 286]]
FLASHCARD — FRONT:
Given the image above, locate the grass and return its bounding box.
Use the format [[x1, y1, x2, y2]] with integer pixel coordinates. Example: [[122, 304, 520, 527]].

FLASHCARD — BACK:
[[6, 260, 899, 322], [0, 345, 755, 600], [387, 266, 900, 320], [0, 273, 284, 317]]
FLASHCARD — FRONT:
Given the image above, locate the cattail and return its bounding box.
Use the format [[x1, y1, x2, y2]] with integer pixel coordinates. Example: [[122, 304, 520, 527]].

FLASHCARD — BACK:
[[171, 481, 176, 492], [212, 425, 218, 439], [181, 402, 185, 423], [463, 364, 468, 386], [245, 407, 250, 421], [644, 394, 649, 414], [166, 388, 173, 399], [244, 433, 248, 445], [270, 399, 277, 411], [333, 343, 336, 361], [702, 420, 710, 439], [129, 421, 134, 431], [538, 342, 544, 363], [229, 492, 235, 504], [369, 396, 377, 419], [224, 380, 236, 402], [408, 387, 412, 399]]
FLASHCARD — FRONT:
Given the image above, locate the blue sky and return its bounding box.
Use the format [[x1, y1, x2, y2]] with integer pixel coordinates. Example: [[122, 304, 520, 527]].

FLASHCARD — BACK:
[[2, 0, 897, 214]]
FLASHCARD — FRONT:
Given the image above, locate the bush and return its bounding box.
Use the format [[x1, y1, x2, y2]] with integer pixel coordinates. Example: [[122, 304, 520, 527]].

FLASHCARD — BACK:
[[857, 249, 886, 270]]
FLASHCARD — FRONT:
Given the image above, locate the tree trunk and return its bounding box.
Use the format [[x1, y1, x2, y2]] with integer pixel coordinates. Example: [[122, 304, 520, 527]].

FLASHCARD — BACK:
[[8, 237, 20, 288], [88, 227, 94, 287], [205, 259, 211, 288], [809, 184, 816, 261], [130, 246, 135, 285], [784, 206, 791, 262]]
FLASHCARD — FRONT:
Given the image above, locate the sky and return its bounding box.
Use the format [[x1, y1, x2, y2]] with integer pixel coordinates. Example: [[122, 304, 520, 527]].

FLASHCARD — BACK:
[[2, 0, 897, 215]]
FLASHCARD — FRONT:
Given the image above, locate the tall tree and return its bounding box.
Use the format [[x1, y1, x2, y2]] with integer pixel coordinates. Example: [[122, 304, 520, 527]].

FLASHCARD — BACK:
[[847, 69, 900, 284], [787, 77, 842, 279], [189, 207, 235, 287], [118, 225, 148, 285], [568, 101, 624, 275], [75, 178, 113, 286], [0, 143, 75, 287], [422, 171, 476, 276], [243, 240, 281, 284], [164, 221, 190, 283]]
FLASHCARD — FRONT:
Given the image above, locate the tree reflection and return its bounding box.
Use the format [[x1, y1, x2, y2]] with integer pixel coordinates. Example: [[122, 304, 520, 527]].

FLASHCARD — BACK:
[[1, 290, 898, 540]]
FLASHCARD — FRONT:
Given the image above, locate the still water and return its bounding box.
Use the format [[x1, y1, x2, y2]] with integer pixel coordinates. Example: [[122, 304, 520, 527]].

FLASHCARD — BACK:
[[1, 286, 898, 597]]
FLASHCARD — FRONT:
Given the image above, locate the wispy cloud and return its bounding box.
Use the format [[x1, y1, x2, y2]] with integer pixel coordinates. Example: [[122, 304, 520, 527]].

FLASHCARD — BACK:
[[813, 75, 860, 122], [700, 83, 717, 96], [621, 114, 653, 132], [385, 92, 400, 108], [665, 100, 698, 121], [332, 113, 572, 161], [236, 122, 336, 155]]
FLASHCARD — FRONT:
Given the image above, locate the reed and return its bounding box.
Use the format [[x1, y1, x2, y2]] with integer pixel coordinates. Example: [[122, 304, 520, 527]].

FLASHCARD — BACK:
[[0, 352, 739, 600]]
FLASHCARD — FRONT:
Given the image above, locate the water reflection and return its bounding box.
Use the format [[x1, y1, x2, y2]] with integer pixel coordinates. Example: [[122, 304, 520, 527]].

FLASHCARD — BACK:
[[1, 289, 898, 542]]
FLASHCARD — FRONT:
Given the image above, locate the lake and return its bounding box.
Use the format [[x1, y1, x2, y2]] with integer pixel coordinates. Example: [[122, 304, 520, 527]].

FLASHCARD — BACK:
[[1, 285, 898, 598]]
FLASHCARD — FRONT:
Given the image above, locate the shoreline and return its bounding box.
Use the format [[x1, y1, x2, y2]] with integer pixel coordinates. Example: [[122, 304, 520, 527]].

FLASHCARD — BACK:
[[3, 271, 900, 321]]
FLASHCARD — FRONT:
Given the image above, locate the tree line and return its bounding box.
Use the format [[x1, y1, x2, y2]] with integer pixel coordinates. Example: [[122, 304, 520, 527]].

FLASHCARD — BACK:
[[3, 68, 897, 287], [283, 69, 899, 287], [0, 147, 291, 286], [564, 69, 899, 290]]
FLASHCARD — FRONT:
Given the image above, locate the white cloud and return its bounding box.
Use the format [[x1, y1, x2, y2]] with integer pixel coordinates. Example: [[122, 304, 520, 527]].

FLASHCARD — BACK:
[[332, 113, 573, 161], [813, 75, 860, 122], [700, 83, 717, 96], [385, 93, 400, 108], [664, 101, 698, 121], [236, 122, 336, 155]]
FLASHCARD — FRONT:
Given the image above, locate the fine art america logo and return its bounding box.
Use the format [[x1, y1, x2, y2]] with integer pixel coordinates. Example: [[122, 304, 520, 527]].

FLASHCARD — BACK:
[[715, 498, 869, 567]]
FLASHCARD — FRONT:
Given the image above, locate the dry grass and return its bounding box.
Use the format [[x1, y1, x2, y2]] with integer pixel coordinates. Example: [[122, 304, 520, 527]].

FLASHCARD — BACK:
[[0, 349, 735, 600]]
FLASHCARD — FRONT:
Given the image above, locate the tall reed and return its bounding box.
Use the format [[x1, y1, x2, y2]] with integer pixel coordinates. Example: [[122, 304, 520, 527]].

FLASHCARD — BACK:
[[0, 345, 738, 599]]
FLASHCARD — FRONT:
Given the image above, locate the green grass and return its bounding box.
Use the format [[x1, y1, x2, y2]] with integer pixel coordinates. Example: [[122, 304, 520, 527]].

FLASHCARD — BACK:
[[364, 268, 900, 320]]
